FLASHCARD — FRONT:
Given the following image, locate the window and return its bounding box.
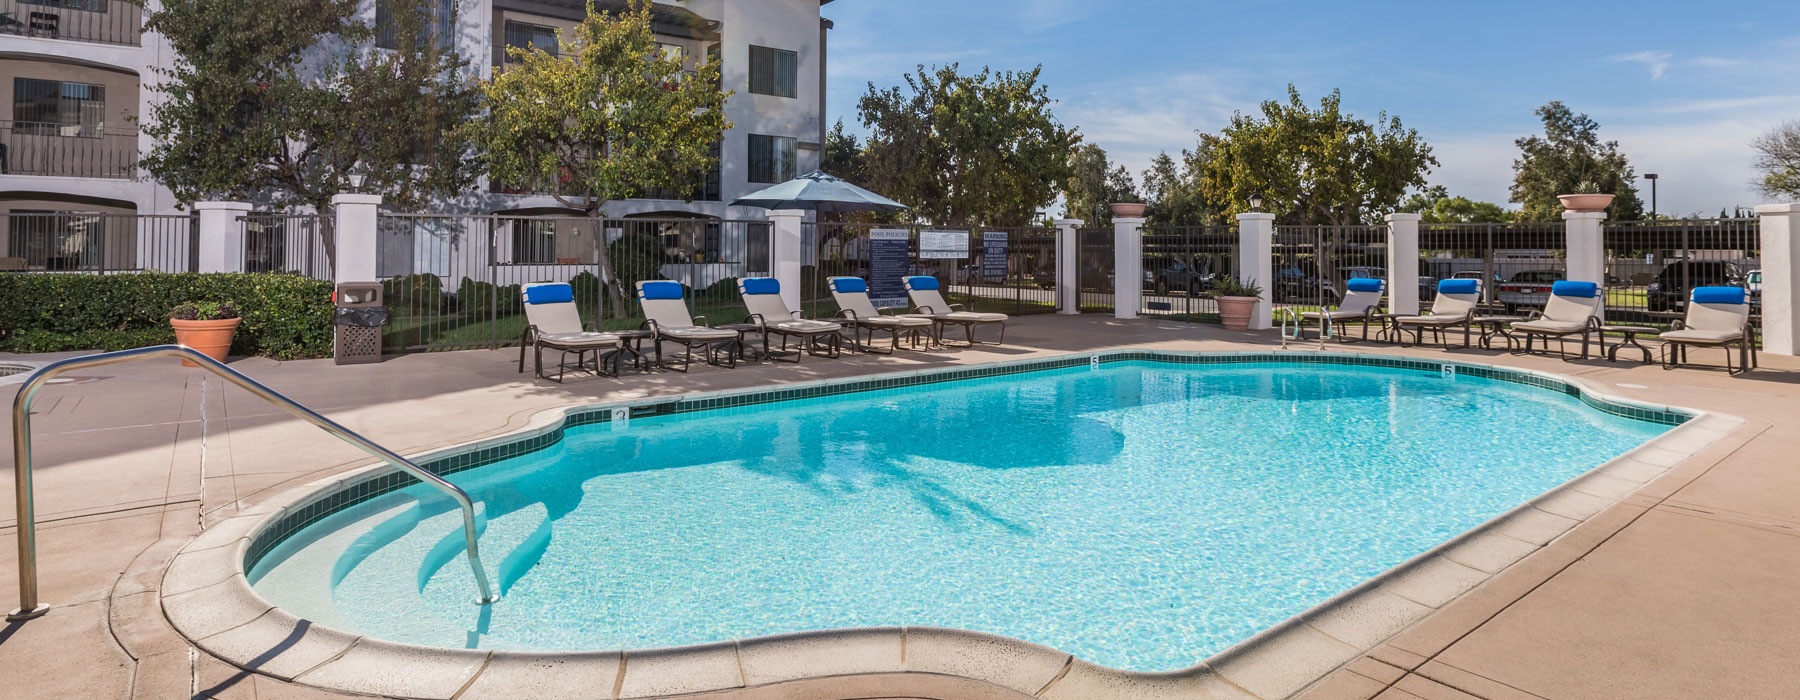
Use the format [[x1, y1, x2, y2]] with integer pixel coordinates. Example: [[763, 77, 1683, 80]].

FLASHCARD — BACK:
[[20, 0, 106, 12], [511, 218, 557, 264], [376, 0, 454, 50], [13, 78, 107, 136], [748, 134, 795, 184], [503, 20, 557, 61], [748, 45, 797, 98]]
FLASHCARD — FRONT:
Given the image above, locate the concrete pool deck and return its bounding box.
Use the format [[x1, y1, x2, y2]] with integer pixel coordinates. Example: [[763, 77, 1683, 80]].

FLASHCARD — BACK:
[[2, 313, 1798, 699]]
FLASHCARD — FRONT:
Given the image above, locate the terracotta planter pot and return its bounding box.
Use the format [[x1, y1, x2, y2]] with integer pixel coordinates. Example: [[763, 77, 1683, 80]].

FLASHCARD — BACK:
[[1217, 295, 1260, 331], [1557, 193, 1615, 213], [1109, 202, 1147, 218], [170, 318, 241, 366]]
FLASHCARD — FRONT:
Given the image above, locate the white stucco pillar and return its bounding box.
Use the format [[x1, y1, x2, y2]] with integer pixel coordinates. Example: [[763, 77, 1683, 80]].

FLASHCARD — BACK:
[[1756, 203, 1800, 356], [1385, 213, 1421, 315], [1236, 212, 1275, 330], [768, 210, 807, 312], [1562, 210, 1607, 322], [332, 194, 383, 283], [193, 201, 251, 274], [1113, 216, 1145, 319], [1054, 218, 1082, 314]]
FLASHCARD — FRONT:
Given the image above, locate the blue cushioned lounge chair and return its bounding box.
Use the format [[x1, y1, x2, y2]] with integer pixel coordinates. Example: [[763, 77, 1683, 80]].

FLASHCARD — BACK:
[[736, 277, 843, 362], [828, 277, 933, 354], [903, 275, 1008, 346], [517, 282, 626, 382], [637, 280, 741, 372], [1509, 280, 1604, 360], [1659, 286, 1757, 374], [1392, 278, 1481, 349]]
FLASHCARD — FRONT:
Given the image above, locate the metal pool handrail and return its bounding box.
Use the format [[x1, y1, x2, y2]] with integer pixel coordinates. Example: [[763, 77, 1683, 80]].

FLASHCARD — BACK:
[[7, 345, 498, 621]]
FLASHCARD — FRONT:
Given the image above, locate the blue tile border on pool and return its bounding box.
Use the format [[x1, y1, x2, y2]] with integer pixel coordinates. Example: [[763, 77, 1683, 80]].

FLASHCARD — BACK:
[[241, 351, 1691, 572]]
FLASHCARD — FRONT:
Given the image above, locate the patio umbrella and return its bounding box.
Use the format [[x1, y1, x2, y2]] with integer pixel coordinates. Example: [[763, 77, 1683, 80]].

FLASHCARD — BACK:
[[730, 170, 910, 214]]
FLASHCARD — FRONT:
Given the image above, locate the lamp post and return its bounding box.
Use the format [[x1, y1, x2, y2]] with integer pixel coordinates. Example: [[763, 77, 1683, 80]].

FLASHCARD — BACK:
[[1643, 173, 1658, 221]]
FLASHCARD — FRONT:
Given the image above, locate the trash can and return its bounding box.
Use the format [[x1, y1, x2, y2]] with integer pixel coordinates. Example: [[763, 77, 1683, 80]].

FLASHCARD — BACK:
[[334, 282, 387, 365]]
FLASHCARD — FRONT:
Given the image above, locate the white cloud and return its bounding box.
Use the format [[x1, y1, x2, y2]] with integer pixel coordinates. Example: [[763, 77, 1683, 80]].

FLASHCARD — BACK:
[[1612, 50, 1674, 79], [1059, 71, 1258, 179], [1692, 56, 1748, 69]]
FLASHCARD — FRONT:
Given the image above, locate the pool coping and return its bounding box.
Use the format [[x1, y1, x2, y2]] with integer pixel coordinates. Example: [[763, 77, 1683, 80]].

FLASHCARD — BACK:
[[159, 350, 1742, 700]]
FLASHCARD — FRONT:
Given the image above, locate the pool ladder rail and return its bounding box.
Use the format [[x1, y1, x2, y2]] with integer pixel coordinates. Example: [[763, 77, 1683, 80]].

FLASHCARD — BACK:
[[1278, 306, 1332, 351], [7, 345, 500, 622]]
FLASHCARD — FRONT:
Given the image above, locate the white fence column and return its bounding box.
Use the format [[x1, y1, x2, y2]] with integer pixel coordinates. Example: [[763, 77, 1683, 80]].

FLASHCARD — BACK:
[[1562, 210, 1607, 285], [1757, 203, 1800, 356], [332, 194, 382, 283], [1236, 212, 1275, 330], [1113, 216, 1145, 319], [193, 201, 251, 273], [768, 210, 806, 312], [1385, 213, 1421, 315], [1054, 218, 1082, 314]]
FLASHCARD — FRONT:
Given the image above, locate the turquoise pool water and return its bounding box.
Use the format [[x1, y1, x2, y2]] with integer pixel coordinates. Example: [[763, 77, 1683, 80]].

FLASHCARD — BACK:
[[249, 360, 1670, 671]]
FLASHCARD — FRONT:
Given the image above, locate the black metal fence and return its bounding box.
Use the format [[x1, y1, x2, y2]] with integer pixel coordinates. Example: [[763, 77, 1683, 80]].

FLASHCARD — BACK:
[[1270, 225, 1388, 310], [0, 211, 195, 272], [1074, 227, 1114, 313], [1603, 218, 1760, 323], [376, 214, 772, 352], [241, 213, 329, 280], [1140, 225, 1237, 319], [0, 0, 143, 46], [1417, 222, 1564, 309], [804, 222, 1058, 320]]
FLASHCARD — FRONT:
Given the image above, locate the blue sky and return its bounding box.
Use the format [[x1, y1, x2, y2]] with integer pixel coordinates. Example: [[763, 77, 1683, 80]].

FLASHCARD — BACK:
[[820, 0, 1799, 216]]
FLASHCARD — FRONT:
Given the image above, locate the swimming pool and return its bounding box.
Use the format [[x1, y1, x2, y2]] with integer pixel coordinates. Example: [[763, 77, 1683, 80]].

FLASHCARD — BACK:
[[247, 357, 1673, 672]]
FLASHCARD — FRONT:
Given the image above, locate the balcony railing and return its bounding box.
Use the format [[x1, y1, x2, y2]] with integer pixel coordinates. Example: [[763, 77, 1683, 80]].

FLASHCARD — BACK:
[[0, 120, 138, 179], [0, 0, 143, 47]]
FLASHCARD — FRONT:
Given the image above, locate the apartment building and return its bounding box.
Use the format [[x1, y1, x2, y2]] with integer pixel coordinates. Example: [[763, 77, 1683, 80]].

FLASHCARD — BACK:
[[0, 0, 834, 271]]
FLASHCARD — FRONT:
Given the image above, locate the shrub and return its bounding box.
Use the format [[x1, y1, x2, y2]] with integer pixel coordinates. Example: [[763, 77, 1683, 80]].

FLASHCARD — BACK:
[[170, 301, 239, 321], [453, 277, 522, 318], [383, 273, 444, 314], [0, 273, 334, 359]]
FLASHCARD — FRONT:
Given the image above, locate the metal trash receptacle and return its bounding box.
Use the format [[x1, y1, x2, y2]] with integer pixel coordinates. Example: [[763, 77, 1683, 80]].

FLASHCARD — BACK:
[[334, 282, 387, 365]]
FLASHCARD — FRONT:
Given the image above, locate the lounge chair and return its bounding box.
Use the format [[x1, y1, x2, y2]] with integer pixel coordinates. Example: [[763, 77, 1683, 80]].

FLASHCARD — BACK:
[[828, 277, 933, 354], [517, 282, 626, 382], [904, 275, 1008, 346], [736, 277, 844, 362], [1660, 286, 1757, 374], [1509, 280, 1603, 360], [1392, 279, 1481, 349], [1292, 277, 1385, 346], [636, 280, 742, 372]]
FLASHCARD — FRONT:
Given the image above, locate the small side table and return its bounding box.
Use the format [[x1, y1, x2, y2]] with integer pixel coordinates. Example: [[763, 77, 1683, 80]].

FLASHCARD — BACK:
[[1600, 325, 1658, 363], [607, 329, 656, 373], [1473, 315, 1526, 350]]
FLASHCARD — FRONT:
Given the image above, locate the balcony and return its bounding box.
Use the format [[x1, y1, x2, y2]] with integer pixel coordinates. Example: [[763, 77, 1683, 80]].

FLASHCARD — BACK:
[[0, 0, 143, 47], [0, 120, 138, 179]]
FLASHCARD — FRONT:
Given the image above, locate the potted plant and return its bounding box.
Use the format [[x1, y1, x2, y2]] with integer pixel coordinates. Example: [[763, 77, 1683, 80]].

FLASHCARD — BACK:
[[1109, 199, 1147, 218], [1212, 276, 1264, 331], [170, 302, 241, 366], [1558, 179, 1615, 213]]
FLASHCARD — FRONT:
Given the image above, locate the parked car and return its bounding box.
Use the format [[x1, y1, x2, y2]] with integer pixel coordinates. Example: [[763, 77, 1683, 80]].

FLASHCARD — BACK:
[[1150, 256, 1216, 296], [1747, 268, 1762, 300], [1032, 263, 1114, 291], [1496, 270, 1565, 313], [1645, 261, 1746, 312]]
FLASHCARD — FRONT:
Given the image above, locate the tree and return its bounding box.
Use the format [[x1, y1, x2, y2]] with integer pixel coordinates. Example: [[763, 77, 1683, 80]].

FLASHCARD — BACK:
[[822, 119, 869, 187], [469, 0, 730, 317], [1060, 143, 1138, 226], [1140, 149, 1218, 227], [858, 64, 1080, 227], [140, 0, 482, 269], [1399, 185, 1513, 223], [1510, 101, 1646, 221], [1193, 85, 1436, 226], [1752, 120, 1800, 200]]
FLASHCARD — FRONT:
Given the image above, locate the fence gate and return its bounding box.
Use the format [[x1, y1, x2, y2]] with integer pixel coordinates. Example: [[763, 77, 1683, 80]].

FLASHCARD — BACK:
[[1074, 227, 1114, 313], [1140, 225, 1238, 319], [240, 213, 328, 279]]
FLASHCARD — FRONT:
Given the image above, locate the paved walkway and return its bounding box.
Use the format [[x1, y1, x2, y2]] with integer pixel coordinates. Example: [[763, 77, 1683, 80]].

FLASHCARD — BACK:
[[1, 314, 1797, 699]]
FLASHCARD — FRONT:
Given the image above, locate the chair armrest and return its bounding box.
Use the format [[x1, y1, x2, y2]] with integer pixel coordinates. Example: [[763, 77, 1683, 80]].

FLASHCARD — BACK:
[[948, 303, 966, 312], [836, 309, 860, 321], [1525, 310, 1546, 321], [744, 313, 764, 326], [692, 314, 710, 327], [789, 310, 804, 320], [914, 305, 938, 315], [522, 324, 540, 342], [641, 319, 659, 332], [1670, 319, 1687, 331]]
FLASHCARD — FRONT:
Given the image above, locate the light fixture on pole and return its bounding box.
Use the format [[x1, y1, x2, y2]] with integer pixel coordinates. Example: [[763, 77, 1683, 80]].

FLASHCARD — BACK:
[[1643, 173, 1659, 220], [1249, 193, 1263, 212], [348, 172, 366, 193]]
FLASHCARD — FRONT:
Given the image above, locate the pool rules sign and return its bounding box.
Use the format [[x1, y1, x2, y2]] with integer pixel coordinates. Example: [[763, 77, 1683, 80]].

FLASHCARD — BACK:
[[868, 229, 910, 308]]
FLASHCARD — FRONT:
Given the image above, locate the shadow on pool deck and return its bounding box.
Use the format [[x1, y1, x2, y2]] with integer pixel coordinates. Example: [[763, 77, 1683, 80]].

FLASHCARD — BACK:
[[2, 314, 1799, 699]]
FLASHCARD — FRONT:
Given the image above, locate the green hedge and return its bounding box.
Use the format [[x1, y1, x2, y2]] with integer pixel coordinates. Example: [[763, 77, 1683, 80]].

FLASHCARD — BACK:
[[0, 273, 335, 359]]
